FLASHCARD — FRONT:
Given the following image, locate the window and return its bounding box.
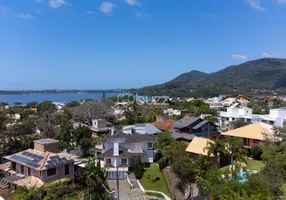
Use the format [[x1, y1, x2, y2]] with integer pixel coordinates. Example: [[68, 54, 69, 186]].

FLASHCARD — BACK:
[[28, 168, 31, 176], [147, 142, 153, 149], [247, 119, 251, 122], [47, 168, 57, 177], [106, 159, 111, 165], [65, 164, 70, 176], [21, 165, 24, 174], [269, 121, 274, 125], [232, 118, 235, 121], [243, 138, 249, 146], [12, 162, 16, 170], [226, 117, 229, 121], [121, 158, 127, 165], [254, 139, 260, 144]]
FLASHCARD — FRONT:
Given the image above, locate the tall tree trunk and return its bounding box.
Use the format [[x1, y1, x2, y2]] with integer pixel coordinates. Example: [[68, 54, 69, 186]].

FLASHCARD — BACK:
[[231, 155, 234, 176], [217, 155, 220, 167]]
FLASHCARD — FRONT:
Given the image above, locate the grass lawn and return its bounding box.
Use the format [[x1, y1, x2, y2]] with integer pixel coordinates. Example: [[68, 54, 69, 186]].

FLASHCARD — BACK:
[[219, 158, 265, 173], [140, 163, 172, 198]]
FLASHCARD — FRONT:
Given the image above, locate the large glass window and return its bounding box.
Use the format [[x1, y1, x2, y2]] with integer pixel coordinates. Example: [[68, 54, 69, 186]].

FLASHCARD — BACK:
[[47, 168, 57, 176]]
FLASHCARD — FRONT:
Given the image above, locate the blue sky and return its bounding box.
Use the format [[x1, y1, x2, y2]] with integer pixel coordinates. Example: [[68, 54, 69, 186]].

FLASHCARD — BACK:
[[0, 0, 286, 90]]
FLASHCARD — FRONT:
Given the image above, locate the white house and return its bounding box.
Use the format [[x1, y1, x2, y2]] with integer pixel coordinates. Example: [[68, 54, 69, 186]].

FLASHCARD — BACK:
[[204, 97, 224, 110], [220, 107, 286, 127], [99, 131, 157, 180], [163, 108, 181, 116]]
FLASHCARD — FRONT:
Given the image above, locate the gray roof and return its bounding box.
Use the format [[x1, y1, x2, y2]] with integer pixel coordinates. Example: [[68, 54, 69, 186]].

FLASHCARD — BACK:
[[170, 129, 195, 141], [99, 148, 143, 158], [100, 131, 157, 143], [174, 117, 200, 129], [34, 138, 59, 144], [193, 120, 208, 129]]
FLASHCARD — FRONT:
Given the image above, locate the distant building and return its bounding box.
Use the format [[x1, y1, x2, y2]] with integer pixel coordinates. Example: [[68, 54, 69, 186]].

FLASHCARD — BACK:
[[220, 107, 286, 127]]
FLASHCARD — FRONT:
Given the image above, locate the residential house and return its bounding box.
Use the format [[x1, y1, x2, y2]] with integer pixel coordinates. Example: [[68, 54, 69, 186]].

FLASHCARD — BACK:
[[89, 119, 110, 136], [220, 107, 286, 127], [204, 97, 224, 110], [185, 137, 214, 159], [122, 123, 162, 135], [99, 131, 157, 180], [163, 108, 181, 116], [221, 123, 278, 148], [170, 117, 219, 142], [0, 139, 81, 189]]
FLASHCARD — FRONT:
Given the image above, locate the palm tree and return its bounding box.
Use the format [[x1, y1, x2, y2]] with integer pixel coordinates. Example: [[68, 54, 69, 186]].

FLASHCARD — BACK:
[[79, 158, 108, 199], [226, 137, 248, 174], [204, 140, 225, 167]]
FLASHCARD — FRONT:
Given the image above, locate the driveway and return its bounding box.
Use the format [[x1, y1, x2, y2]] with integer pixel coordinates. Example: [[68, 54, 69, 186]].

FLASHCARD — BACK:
[[108, 180, 131, 200]]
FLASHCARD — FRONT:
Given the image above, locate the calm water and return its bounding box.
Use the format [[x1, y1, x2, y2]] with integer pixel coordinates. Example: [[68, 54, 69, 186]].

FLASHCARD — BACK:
[[0, 93, 119, 104]]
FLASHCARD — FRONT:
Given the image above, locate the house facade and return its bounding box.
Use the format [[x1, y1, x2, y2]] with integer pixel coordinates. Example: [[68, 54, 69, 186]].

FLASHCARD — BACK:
[[221, 123, 278, 148], [122, 123, 162, 135], [0, 139, 80, 189], [220, 107, 286, 127], [99, 131, 156, 180], [170, 117, 219, 142]]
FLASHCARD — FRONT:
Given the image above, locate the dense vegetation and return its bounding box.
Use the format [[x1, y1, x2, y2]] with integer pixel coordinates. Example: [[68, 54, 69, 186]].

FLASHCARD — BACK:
[[134, 58, 286, 97]]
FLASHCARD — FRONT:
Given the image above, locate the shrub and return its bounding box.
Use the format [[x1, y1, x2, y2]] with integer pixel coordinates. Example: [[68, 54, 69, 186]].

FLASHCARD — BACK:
[[158, 158, 165, 170], [250, 145, 263, 160], [134, 162, 145, 179]]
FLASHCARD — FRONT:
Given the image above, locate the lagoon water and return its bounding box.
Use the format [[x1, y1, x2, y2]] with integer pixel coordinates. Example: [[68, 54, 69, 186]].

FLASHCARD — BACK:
[[0, 93, 119, 104]]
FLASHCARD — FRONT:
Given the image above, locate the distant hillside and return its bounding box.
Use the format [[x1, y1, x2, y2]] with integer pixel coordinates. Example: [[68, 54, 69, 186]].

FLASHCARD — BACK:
[[134, 58, 286, 97], [168, 70, 208, 83]]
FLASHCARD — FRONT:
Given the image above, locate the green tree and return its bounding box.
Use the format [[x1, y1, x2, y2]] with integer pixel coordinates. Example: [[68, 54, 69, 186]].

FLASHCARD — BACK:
[[230, 120, 250, 129], [79, 158, 108, 199], [65, 101, 80, 108], [204, 140, 225, 167], [26, 101, 38, 108], [37, 101, 57, 114], [227, 137, 248, 175]]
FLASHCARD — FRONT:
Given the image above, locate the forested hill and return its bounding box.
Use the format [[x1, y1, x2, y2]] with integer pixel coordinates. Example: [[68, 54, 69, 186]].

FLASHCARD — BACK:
[[134, 58, 286, 97]]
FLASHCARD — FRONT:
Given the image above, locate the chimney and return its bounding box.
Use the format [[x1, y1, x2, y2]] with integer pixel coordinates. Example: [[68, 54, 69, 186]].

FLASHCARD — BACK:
[[34, 139, 59, 153], [113, 143, 119, 156]]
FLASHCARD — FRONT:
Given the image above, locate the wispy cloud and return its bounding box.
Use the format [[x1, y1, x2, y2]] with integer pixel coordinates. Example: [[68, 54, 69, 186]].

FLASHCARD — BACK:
[[17, 13, 34, 20], [232, 54, 249, 60], [246, 0, 265, 11], [0, 5, 8, 16], [135, 10, 151, 18], [36, 9, 43, 14], [49, 0, 69, 8], [273, 0, 286, 4], [124, 0, 141, 6], [35, 0, 44, 3], [86, 10, 95, 14], [261, 52, 280, 58], [100, 2, 116, 15]]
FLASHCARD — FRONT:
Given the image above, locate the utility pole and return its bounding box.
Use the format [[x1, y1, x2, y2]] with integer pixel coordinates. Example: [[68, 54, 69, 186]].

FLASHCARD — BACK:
[[117, 166, 119, 200]]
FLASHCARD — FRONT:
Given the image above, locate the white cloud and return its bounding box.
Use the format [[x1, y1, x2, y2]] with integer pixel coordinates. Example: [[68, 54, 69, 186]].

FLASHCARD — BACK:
[[86, 10, 95, 14], [0, 5, 8, 16], [100, 2, 116, 15], [261, 52, 280, 58], [35, 0, 44, 3], [49, 0, 69, 8], [36, 9, 42, 14], [135, 10, 151, 18], [232, 54, 249, 60], [124, 0, 141, 6], [273, 0, 286, 4], [246, 0, 265, 11], [17, 13, 34, 20]]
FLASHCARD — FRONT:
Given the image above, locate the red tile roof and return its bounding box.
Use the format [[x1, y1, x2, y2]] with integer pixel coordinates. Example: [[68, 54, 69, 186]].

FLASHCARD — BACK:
[[152, 120, 176, 131]]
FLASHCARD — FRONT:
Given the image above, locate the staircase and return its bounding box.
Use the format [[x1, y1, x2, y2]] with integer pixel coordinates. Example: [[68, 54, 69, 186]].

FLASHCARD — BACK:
[[129, 188, 144, 197], [128, 172, 139, 188]]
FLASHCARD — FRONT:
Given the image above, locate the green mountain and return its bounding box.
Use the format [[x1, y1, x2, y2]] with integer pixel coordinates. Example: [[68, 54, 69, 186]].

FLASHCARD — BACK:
[[135, 58, 286, 97]]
